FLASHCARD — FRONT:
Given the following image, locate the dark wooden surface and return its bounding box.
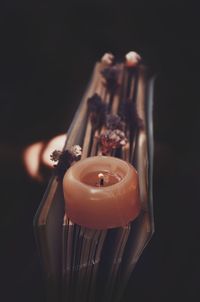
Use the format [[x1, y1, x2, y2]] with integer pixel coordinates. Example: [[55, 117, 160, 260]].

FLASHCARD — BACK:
[[0, 2, 200, 302]]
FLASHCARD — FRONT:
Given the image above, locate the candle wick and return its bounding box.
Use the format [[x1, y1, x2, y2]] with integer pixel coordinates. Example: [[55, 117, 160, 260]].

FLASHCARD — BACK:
[[98, 173, 104, 186]]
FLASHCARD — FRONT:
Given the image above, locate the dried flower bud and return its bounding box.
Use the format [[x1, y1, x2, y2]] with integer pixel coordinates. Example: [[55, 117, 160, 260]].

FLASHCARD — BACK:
[[101, 66, 119, 93], [70, 145, 82, 158], [125, 51, 141, 68], [101, 53, 114, 65], [87, 93, 106, 130], [106, 114, 125, 131], [50, 150, 62, 162], [50, 145, 82, 180], [87, 93, 103, 113], [100, 129, 127, 155]]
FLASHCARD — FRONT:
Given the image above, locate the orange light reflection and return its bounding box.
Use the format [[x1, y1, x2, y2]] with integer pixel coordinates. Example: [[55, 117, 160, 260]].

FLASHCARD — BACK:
[[23, 133, 67, 181]]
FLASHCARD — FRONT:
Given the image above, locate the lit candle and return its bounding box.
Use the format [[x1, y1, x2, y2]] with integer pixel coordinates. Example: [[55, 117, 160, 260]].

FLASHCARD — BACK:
[[63, 156, 141, 229]]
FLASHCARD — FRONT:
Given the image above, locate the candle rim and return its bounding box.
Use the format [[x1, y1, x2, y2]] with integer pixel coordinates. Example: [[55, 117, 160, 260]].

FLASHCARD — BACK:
[[64, 155, 138, 192]]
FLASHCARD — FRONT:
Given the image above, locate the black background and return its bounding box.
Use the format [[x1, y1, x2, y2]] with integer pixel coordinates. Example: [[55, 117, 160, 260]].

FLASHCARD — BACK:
[[1, 1, 200, 301]]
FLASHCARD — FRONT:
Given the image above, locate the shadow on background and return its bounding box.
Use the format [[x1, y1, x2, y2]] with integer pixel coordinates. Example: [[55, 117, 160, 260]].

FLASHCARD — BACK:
[[0, 1, 200, 301]]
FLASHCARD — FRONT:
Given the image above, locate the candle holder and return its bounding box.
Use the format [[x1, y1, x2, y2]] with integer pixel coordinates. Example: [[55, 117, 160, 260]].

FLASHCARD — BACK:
[[34, 54, 155, 302]]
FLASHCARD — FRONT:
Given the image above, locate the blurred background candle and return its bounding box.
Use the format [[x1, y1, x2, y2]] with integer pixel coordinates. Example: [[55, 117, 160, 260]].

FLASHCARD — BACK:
[[63, 156, 141, 229]]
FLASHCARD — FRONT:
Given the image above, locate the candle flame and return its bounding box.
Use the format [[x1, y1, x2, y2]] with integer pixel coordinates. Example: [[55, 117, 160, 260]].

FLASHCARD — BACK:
[[98, 173, 104, 179], [98, 173, 104, 186]]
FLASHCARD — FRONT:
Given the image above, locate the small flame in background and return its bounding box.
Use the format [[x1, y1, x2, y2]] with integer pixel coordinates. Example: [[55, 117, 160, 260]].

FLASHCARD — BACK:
[[23, 134, 67, 181]]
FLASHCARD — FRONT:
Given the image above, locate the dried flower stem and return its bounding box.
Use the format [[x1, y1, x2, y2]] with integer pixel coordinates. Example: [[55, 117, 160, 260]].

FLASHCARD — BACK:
[[127, 72, 137, 161], [129, 74, 138, 161], [111, 64, 124, 114], [94, 65, 129, 157], [120, 66, 139, 162], [90, 131, 99, 156], [129, 75, 136, 101], [63, 63, 101, 151], [119, 69, 131, 161], [82, 63, 108, 159], [81, 120, 93, 159], [88, 64, 113, 157]]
